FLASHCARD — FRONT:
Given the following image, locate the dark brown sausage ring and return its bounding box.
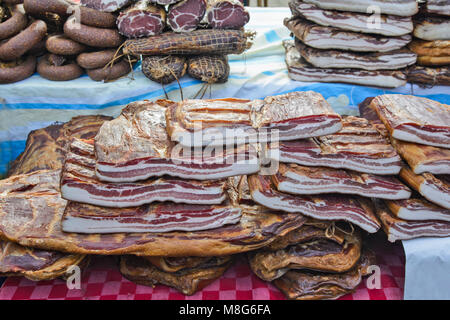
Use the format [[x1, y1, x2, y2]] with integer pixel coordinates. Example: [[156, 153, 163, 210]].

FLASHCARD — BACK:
[[77, 49, 117, 69], [87, 59, 131, 81], [0, 20, 47, 61], [37, 54, 84, 81], [64, 16, 123, 48], [0, 55, 36, 84], [0, 5, 28, 41], [46, 34, 86, 55]]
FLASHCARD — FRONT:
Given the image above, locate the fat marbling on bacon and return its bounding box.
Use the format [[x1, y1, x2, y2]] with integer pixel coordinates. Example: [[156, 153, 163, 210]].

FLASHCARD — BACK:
[[385, 198, 450, 223], [273, 163, 411, 200], [61, 139, 228, 207], [399, 167, 449, 209], [247, 174, 381, 233], [370, 94, 450, 148], [374, 199, 450, 242], [288, 0, 413, 37], [165, 91, 342, 147], [268, 116, 403, 175], [94, 99, 260, 183]]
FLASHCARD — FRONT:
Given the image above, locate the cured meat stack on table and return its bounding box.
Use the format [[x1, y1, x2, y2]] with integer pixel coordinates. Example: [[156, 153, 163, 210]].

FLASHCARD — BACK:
[[283, 0, 418, 88], [359, 95, 450, 242], [407, 0, 450, 86], [117, 0, 252, 87]]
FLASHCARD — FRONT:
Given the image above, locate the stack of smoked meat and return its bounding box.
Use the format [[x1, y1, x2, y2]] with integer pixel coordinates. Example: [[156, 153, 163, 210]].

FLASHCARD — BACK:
[[407, 0, 450, 86], [117, 0, 252, 86], [0, 91, 449, 300], [283, 0, 418, 88]]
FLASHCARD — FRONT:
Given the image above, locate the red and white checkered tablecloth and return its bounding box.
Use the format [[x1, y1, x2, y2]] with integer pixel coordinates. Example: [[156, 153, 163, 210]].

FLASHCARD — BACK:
[[0, 235, 405, 300]]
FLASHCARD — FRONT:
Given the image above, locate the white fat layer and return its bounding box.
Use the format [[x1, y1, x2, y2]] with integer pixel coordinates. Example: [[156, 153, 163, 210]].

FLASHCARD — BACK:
[[251, 190, 378, 233], [301, 11, 412, 36], [61, 184, 226, 208], [392, 128, 450, 148], [303, 0, 418, 16], [308, 54, 416, 71], [414, 21, 450, 41], [420, 184, 450, 210], [305, 37, 408, 52], [278, 180, 411, 200], [414, 163, 450, 175], [289, 70, 406, 88], [62, 209, 242, 234], [389, 224, 450, 242], [397, 206, 450, 222], [174, 119, 342, 147], [95, 160, 260, 183], [271, 152, 401, 175]]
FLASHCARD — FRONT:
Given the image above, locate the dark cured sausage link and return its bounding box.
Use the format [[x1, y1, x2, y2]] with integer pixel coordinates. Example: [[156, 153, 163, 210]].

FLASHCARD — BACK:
[[64, 16, 123, 47], [37, 54, 84, 81], [3, 0, 25, 4], [24, 0, 117, 28], [46, 34, 87, 55], [0, 5, 28, 41], [0, 19, 47, 61], [87, 59, 131, 81], [0, 55, 36, 84], [77, 49, 116, 69]]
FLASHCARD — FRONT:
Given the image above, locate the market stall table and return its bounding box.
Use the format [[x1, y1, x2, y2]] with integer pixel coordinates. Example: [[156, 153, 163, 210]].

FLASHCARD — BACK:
[[0, 7, 448, 300]]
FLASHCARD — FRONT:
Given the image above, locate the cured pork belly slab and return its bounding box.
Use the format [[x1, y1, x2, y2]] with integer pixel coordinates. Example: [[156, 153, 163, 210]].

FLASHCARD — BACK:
[[302, 0, 418, 17], [61, 139, 227, 207], [248, 226, 361, 281], [296, 41, 417, 71], [95, 100, 260, 182], [370, 94, 450, 148], [273, 249, 375, 300], [285, 18, 411, 52], [248, 174, 381, 233], [414, 17, 450, 41], [165, 91, 342, 147], [400, 167, 449, 209], [120, 255, 233, 295], [283, 40, 407, 88], [385, 198, 450, 223], [269, 116, 403, 175], [0, 170, 306, 256], [375, 200, 450, 242], [407, 65, 450, 87], [0, 241, 88, 281], [426, 0, 450, 16], [273, 163, 411, 200], [289, 0, 413, 36]]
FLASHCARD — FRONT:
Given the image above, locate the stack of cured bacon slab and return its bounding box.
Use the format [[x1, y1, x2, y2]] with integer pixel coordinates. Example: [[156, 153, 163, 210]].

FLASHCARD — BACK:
[[359, 94, 450, 242], [283, 0, 418, 88], [0, 91, 448, 300]]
